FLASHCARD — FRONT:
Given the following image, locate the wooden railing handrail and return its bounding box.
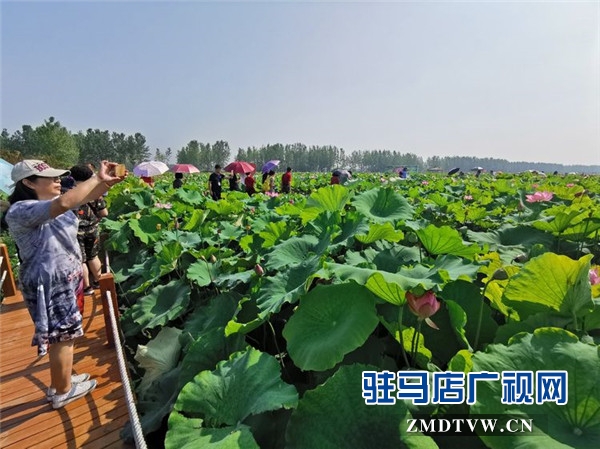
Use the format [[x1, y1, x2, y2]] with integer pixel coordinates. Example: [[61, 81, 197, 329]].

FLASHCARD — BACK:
[[0, 243, 17, 298]]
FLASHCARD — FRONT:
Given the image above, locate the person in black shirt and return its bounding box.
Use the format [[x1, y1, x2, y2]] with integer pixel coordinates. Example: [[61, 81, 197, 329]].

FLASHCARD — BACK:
[[208, 165, 224, 200], [173, 172, 183, 189], [229, 172, 239, 191]]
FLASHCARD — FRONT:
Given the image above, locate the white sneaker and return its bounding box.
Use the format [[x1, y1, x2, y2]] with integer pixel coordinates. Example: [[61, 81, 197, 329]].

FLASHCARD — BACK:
[[46, 373, 91, 401], [52, 379, 97, 409]]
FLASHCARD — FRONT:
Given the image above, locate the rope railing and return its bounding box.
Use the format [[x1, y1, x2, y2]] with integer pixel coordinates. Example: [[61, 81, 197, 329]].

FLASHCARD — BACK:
[[104, 288, 148, 449]]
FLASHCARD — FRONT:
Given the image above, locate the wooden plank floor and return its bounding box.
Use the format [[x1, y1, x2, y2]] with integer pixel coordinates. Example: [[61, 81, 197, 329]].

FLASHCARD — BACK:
[[0, 289, 135, 449]]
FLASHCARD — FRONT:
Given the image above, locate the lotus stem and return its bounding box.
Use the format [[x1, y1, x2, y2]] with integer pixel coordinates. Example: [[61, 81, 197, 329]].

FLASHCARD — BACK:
[[410, 320, 423, 368], [397, 306, 410, 369], [474, 279, 492, 351]]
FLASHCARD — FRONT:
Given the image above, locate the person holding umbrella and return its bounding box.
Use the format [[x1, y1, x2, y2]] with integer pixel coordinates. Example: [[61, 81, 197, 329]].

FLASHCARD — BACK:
[[281, 167, 292, 194]]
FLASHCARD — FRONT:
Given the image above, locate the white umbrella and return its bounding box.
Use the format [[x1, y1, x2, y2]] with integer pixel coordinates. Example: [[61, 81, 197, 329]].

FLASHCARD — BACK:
[[133, 161, 169, 177]]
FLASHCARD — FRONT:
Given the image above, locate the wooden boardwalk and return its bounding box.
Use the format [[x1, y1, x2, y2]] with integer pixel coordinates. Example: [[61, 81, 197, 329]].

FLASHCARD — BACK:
[[0, 289, 134, 449]]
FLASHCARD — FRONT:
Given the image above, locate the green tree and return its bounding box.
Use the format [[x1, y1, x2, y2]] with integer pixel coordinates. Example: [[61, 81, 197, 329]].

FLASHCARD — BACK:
[[9, 117, 79, 167]]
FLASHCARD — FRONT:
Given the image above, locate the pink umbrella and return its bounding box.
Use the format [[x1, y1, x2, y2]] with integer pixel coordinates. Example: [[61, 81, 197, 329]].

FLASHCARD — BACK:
[[171, 164, 200, 173], [223, 161, 256, 174]]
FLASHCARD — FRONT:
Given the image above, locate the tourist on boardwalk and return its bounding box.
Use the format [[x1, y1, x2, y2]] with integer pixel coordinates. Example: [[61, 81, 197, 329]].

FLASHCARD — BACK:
[[281, 167, 292, 193], [208, 164, 224, 200], [5, 159, 125, 409], [69, 165, 108, 297]]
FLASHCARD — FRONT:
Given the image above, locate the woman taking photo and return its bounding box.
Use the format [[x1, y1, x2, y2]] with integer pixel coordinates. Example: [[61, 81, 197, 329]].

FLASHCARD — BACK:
[[5, 159, 125, 409]]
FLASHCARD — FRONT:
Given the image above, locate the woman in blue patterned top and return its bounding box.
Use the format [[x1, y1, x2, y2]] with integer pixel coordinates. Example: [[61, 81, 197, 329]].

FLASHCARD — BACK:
[[5, 159, 126, 409]]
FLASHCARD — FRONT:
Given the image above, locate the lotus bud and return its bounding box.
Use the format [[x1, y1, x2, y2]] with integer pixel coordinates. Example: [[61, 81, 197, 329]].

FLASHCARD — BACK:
[[491, 268, 509, 281], [155, 223, 162, 231], [210, 255, 217, 263], [589, 268, 600, 286], [254, 264, 264, 277], [406, 291, 440, 330]]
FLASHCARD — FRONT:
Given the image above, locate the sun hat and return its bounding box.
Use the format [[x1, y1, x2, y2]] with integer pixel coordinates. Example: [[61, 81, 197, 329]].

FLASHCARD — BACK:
[[11, 160, 70, 185]]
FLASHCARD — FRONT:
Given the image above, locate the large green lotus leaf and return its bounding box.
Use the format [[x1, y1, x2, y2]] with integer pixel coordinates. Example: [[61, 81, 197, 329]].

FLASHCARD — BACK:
[[355, 222, 404, 244], [178, 328, 246, 390], [330, 211, 370, 248], [258, 220, 293, 248], [282, 283, 379, 371], [370, 245, 422, 271], [256, 257, 321, 317], [130, 189, 156, 209], [187, 259, 219, 287], [441, 280, 498, 351], [124, 279, 191, 335], [135, 326, 183, 398], [502, 253, 594, 319], [365, 272, 406, 306], [494, 312, 572, 344], [174, 348, 298, 427], [104, 221, 133, 253], [533, 206, 586, 234], [471, 328, 600, 449], [205, 199, 245, 215], [166, 411, 259, 449], [351, 187, 414, 223], [264, 235, 320, 270], [300, 185, 352, 224], [182, 292, 241, 339], [123, 365, 183, 442], [216, 221, 246, 242], [325, 263, 436, 291], [182, 209, 210, 231], [285, 363, 439, 449], [128, 215, 168, 244], [175, 188, 206, 206], [416, 224, 480, 258]]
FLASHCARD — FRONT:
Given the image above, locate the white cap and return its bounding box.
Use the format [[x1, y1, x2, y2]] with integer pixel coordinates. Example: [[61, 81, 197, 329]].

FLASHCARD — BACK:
[[11, 160, 70, 185]]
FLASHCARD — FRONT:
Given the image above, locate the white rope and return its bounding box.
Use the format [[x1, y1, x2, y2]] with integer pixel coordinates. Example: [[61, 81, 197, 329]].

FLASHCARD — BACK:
[[105, 289, 148, 449]]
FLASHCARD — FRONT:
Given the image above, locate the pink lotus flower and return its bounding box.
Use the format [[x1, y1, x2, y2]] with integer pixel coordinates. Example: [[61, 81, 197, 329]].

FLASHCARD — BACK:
[[590, 267, 600, 285], [532, 184, 539, 189], [406, 291, 440, 329], [566, 183, 575, 188], [525, 191, 553, 203], [265, 191, 279, 197], [421, 181, 429, 185], [155, 202, 172, 209], [464, 195, 473, 201]]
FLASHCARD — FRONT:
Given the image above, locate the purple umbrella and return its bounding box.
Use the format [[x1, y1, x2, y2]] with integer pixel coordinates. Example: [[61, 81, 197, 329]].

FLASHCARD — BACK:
[[261, 160, 280, 173]]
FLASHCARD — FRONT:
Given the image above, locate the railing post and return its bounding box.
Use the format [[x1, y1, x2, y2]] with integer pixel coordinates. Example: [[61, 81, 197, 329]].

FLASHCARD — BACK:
[[0, 243, 17, 297], [98, 272, 119, 348]]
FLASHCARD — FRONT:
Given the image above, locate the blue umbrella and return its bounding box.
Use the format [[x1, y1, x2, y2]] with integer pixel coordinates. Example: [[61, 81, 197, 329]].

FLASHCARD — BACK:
[[0, 158, 14, 194], [261, 160, 280, 173]]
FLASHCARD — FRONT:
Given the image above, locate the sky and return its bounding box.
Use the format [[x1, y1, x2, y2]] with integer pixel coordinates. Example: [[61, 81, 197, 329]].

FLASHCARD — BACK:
[[1, 0, 599, 166]]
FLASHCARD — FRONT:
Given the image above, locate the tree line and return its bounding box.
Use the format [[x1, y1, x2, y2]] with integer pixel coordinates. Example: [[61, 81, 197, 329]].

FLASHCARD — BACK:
[[1, 117, 598, 174]]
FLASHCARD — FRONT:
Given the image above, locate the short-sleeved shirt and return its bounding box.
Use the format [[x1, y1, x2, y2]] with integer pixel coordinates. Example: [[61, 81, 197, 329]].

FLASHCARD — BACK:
[[282, 172, 292, 187], [209, 172, 224, 198], [6, 200, 84, 352], [77, 198, 106, 232]]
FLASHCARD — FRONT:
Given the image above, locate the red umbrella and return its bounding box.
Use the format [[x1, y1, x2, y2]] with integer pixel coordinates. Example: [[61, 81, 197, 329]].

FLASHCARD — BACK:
[[223, 161, 256, 174], [171, 164, 200, 173]]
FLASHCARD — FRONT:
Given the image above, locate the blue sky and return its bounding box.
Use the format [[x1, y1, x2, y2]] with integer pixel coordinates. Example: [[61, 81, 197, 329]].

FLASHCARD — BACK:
[[1, 1, 599, 166]]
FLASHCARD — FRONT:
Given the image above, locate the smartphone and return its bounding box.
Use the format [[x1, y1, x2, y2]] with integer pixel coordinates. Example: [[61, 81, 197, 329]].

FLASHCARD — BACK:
[[112, 164, 127, 177]]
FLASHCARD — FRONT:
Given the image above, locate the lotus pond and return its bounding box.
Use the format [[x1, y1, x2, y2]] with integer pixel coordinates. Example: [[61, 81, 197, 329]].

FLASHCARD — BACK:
[[101, 171, 600, 449]]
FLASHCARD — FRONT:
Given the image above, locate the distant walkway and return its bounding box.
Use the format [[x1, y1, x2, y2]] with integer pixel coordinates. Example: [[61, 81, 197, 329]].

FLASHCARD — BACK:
[[0, 289, 133, 449]]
